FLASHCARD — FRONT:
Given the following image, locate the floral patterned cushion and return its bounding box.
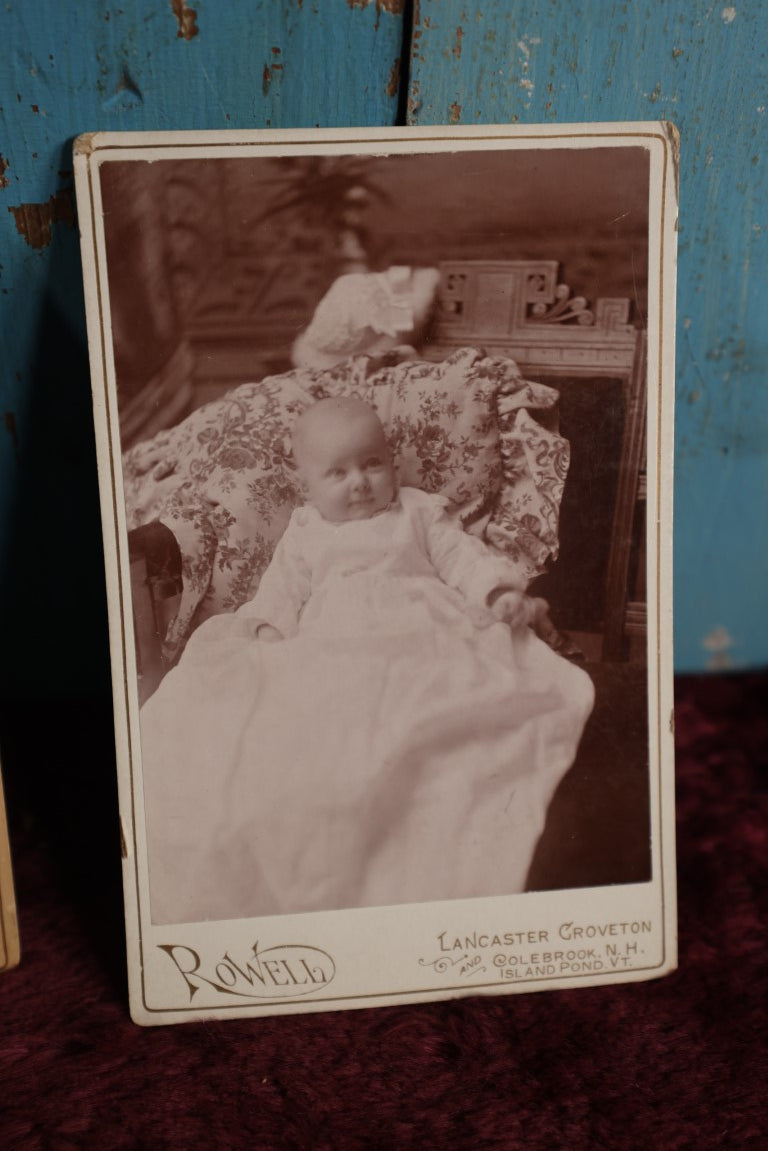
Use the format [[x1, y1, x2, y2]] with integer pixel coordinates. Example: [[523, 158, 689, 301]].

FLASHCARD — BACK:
[[123, 348, 567, 664], [490, 404, 570, 577]]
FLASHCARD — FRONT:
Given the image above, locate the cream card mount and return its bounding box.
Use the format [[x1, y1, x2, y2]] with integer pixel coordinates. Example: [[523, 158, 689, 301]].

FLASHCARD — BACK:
[[74, 123, 677, 1025]]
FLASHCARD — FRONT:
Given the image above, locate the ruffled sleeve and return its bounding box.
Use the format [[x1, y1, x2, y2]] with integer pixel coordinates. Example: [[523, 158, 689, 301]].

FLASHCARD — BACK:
[[405, 488, 526, 607], [236, 511, 312, 638]]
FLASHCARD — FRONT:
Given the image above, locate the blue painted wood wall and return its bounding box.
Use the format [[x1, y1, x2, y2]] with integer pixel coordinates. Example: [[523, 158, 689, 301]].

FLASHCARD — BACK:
[[1, 1, 766, 693]]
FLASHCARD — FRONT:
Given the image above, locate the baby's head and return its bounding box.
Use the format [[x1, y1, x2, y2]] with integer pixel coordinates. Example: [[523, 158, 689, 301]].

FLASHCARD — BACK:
[[292, 398, 396, 523]]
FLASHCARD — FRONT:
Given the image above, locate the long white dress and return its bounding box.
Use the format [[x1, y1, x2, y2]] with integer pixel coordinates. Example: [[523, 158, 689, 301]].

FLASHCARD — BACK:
[[141, 488, 594, 924]]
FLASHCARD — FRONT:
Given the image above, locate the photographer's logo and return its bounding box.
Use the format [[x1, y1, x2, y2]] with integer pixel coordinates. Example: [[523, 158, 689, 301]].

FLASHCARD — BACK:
[[159, 940, 336, 1001]]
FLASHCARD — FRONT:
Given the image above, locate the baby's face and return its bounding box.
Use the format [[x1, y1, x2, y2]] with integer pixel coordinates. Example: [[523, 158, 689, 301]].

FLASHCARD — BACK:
[[298, 415, 395, 523]]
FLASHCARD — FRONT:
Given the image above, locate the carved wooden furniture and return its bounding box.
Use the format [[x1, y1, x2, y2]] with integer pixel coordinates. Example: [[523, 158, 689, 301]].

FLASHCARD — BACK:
[[427, 260, 646, 662]]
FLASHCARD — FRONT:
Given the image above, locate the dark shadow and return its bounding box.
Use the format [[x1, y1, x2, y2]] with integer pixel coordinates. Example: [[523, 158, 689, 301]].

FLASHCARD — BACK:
[[526, 660, 651, 891], [0, 139, 124, 995], [528, 376, 626, 634], [395, 0, 416, 127]]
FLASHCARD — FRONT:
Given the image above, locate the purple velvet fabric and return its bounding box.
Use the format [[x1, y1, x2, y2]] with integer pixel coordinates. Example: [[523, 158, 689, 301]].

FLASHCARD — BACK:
[[1, 673, 766, 1149]]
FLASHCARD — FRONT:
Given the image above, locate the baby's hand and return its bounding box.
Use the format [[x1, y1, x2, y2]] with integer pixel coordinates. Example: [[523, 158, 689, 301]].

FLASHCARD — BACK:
[[244, 620, 284, 642], [256, 624, 284, 643], [490, 590, 547, 630]]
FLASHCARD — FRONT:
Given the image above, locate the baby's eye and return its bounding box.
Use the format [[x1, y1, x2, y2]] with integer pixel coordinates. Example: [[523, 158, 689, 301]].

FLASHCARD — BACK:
[[365, 457, 383, 468], [330, 468, 346, 479]]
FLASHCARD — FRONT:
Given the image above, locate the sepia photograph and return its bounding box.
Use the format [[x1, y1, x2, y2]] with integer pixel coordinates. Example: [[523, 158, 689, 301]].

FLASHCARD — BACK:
[[76, 125, 676, 1022]]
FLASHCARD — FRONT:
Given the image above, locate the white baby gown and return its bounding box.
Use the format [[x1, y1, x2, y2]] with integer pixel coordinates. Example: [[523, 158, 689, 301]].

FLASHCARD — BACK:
[[141, 488, 594, 924]]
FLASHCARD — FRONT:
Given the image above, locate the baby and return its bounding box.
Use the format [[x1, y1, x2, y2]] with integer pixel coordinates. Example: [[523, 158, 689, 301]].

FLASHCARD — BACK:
[[143, 396, 591, 923], [244, 396, 545, 645]]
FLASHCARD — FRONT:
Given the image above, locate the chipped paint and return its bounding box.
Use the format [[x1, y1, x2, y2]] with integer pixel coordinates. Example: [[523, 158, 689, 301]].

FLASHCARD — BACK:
[[452, 26, 463, 59], [348, 0, 404, 31], [8, 189, 75, 249], [513, 36, 541, 105], [171, 0, 199, 41], [262, 50, 284, 97], [449, 100, 461, 123], [722, 7, 737, 23], [0, 155, 8, 189], [407, 75, 422, 121], [347, 0, 404, 13], [387, 58, 401, 98]]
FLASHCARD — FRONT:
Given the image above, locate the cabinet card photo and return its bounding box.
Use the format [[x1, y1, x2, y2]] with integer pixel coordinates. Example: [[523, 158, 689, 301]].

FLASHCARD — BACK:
[[74, 123, 677, 1025]]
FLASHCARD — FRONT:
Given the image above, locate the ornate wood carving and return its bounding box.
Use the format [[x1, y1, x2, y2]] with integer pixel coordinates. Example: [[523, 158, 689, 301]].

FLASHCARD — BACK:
[[430, 260, 646, 662], [430, 261, 637, 377]]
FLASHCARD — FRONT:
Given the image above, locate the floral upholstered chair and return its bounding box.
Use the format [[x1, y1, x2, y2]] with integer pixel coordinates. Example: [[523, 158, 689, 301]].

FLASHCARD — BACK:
[[124, 346, 569, 697]]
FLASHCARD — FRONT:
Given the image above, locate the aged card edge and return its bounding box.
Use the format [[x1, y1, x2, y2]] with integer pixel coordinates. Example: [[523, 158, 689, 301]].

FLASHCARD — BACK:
[[74, 122, 678, 1025]]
